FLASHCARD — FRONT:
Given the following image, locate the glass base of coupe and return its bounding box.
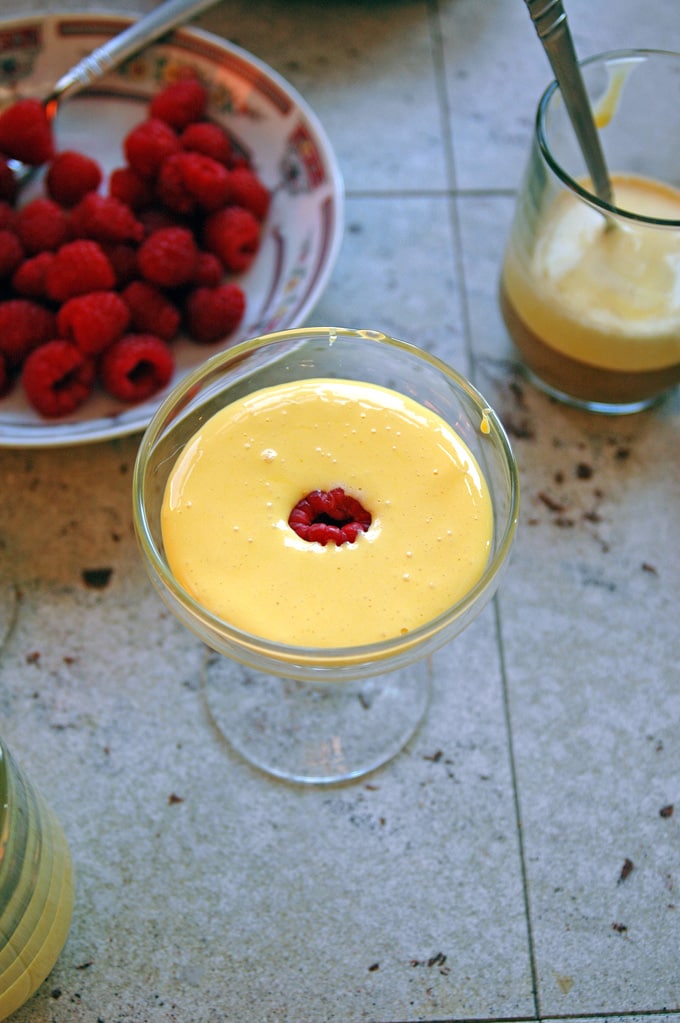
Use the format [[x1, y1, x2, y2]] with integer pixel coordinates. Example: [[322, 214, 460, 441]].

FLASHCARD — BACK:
[[133, 328, 519, 784]]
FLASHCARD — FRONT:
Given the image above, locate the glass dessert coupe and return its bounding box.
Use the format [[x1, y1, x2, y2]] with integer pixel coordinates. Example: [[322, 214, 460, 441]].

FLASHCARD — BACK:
[[0, 739, 74, 1021], [133, 327, 519, 784]]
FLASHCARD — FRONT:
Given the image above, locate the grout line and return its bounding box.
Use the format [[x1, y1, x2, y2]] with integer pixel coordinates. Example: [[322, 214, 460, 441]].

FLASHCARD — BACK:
[[494, 596, 541, 1020], [427, 0, 474, 382]]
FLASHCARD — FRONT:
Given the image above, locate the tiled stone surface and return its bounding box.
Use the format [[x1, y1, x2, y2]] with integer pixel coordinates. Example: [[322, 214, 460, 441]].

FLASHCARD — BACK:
[[1, 1, 679, 1022]]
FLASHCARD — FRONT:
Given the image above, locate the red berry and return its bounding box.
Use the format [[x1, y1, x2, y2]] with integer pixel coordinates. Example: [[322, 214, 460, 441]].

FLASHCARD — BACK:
[[122, 280, 180, 341], [109, 166, 154, 210], [150, 78, 207, 130], [11, 251, 55, 299], [184, 283, 246, 344], [0, 229, 24, 278], [124, 118, 181, 179], [69, 192, 144, 245], [15, 197, 69, 254], [46, 150, 102, 206], [0, 98, 54, 166], [0, 299, 56, 368], [0, 201, 15, 230], [45, 240, 116, 303], [228, 166, 271, 221], [57, 290, 131, 355], [102, 243, 138, 287], [202, 205, 261, 273], [0, 157, 17, 204], [288, 488, 372, 545], [137, 226, 198, 287], [22, 339, 95, 417], [0, 353, 10, 397], [192, 250, 223, 287], [180, 121, 232, 166], [156, 151, 231, 214], [99, 333, 174, 403]]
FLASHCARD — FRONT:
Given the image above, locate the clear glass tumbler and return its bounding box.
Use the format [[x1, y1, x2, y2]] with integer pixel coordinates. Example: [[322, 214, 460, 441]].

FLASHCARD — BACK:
[[500, 49, 680, 414], [0, 740, 74, 1021]]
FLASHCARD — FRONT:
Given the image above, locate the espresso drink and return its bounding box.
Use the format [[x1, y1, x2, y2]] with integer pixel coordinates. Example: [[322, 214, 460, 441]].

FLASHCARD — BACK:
[[501, 174, 680, 407]]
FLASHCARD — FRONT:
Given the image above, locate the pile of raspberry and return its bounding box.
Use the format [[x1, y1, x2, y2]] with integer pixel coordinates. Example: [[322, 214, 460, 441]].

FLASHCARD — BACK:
[[0, 76, 270, 417]]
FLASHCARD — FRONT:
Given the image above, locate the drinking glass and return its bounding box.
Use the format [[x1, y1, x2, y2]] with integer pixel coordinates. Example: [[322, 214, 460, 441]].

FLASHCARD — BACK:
[[500, 49, 680, 414], [133, 328, 519, 784], [0, 739, 74, 1021]]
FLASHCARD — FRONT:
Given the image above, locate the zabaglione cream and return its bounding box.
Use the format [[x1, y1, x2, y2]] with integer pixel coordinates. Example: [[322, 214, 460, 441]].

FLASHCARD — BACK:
[[161, 377, 493, 648]]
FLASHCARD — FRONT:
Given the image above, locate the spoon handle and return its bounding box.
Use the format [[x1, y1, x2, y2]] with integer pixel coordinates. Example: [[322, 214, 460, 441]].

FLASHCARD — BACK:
[[524, 0, 613, 205], [48, 0, 221, 105]]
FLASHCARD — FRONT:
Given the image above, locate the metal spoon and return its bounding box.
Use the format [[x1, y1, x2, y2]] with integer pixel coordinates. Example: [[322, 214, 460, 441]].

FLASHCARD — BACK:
[[4, 0, 221, 189], [523, 0, 614, 207]]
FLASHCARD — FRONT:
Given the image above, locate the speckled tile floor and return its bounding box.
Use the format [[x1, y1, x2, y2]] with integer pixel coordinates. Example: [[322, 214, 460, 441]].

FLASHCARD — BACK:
[[1, 1, 679, 1021]]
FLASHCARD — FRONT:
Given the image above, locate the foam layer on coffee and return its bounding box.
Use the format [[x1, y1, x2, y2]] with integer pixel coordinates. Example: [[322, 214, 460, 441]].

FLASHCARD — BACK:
[[504, 174, 680, 371]]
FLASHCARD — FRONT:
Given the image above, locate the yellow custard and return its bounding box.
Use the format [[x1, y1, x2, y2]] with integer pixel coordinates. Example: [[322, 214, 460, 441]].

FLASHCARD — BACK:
[[503, 173, 680, 371], [161, 378, 493, 647]]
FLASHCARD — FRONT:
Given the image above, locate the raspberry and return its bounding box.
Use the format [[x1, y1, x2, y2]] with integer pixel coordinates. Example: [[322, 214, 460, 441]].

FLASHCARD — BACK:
[[45, 240, 116, 303], [149, 77, 207, 130], [22, 339, 95, 417], [0, 156, 17, 204], [0, 98, 54, 166], [288, 488, 372, 546], [102, 243, 138, 287], [46, 150, 102, 206], [0, 353, 9, 397], [202, 205, 261, 273], [0, 229, 24, 279], [180, 121, 232, 166], [0, 299, 56, 368], [11, 251, 55, 299], [69, 192, 144, 244], [57, 290, 131, 355], [156, 151, 231, 214], [184, 283, 246, 344], [15, 197, 69, 254], [0, 202, 15, 230], [228, 167, 271, 221], [124, 118, 181, 179], [99, 333, 174, 403], [109, 166, 154, 210], [137, 226, 198, 287], [192, 251, 223, 287], [122, 280, 180, 341]]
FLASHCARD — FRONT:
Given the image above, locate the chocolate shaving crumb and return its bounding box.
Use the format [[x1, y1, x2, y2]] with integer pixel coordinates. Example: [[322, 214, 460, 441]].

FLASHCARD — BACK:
[[576, 462, 593, 479], [642, 562, 658, 575], [82, 567, 113, 589], [368, 962, 380, 972], [660, 804, 674, 818], [537, 491, 566, 513], [26, 650, 40, 663], [612, 922, 628, 933], [51, 989, 62, 1000], [168, 793, 184, 805], [618, 858, 634, 883], [75, 961, 93, 970], [423, 750, 443, 762]]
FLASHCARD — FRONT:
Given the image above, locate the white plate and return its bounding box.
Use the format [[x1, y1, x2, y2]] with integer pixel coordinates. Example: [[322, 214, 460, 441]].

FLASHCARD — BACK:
[[0, 12, 344, 447]]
